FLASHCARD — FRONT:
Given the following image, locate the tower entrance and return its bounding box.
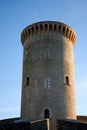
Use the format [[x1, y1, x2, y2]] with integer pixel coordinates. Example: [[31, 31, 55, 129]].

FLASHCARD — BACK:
[[44, 109, 49, 118]]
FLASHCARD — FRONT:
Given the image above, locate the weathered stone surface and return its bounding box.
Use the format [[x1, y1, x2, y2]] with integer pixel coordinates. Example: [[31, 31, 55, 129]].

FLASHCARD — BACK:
[[21, 21, 76, 129]]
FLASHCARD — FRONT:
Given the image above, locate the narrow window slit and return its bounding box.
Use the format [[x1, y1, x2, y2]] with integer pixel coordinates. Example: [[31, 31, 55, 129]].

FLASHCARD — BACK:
[[26, 77, 30, 86]]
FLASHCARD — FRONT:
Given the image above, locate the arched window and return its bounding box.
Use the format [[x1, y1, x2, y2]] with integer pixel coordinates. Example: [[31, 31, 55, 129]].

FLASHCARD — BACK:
[[26, 77, 30, 86], [66, 76, 69, 85], [64, 75, 71, 86], [44, 109, 49, 118]]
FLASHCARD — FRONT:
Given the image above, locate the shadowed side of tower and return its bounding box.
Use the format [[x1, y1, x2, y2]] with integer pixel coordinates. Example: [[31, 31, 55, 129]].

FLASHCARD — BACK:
[[20, 21, 76, 127]]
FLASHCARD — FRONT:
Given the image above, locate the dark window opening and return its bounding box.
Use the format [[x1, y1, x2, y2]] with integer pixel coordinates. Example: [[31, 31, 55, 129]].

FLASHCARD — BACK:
[[26, 77, 30, 86], [44, 109, 49, 118], [66, 28, 69, 37], [63, 26, 65, 34], [40, 24, 43, 30], [66, 76, 69, 85], [32, 27, 34, 33], [58, 25, 61, 32], [36, 25, 38, 32], [49, 24, 52, 30], [69, 30, 72, 39], [54, 24, 57, 31], [25, 30, 28, 37], [28, 29, 31, 36], [45, 24, 48, 31]]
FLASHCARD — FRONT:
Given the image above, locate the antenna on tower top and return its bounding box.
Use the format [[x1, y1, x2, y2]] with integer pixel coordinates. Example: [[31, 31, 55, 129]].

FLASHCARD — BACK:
[[34, 9, 36, 22], [59, 16, 62, 22], [46, 0, 48, 20], [34, 0, 37, 23]]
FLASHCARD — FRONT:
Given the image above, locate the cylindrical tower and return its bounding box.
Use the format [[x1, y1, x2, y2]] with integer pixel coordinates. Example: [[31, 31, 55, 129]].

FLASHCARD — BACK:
[[21, 21, 76, 121]]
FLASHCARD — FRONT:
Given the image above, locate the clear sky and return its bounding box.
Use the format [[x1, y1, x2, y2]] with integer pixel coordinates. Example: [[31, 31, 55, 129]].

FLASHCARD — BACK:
[[0, 0, 87, 120]]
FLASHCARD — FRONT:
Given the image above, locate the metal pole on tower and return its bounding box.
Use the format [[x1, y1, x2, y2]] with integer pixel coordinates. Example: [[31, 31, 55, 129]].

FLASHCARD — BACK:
[[46, 0, 48, 20], [34, 8, 36, 22]]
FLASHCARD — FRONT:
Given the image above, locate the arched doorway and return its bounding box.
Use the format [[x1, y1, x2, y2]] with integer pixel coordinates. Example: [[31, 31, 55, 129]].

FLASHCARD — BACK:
[[44, 109, 49, 118]]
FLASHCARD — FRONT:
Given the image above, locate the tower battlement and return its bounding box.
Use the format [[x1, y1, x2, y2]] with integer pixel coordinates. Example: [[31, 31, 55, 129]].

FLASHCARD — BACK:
[[21, 21, 76, 45]]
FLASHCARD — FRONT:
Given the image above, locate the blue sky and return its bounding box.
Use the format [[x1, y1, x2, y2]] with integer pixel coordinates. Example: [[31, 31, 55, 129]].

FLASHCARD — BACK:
[[0, 0, 87, 120]]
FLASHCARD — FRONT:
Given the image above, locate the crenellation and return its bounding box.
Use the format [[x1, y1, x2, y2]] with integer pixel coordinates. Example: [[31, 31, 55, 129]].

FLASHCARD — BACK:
[[21, 21, 76, 46]]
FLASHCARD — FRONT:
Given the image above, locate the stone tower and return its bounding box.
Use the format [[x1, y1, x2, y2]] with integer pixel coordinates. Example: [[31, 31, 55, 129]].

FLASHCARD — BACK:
[[21, 21, 76, 122]]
